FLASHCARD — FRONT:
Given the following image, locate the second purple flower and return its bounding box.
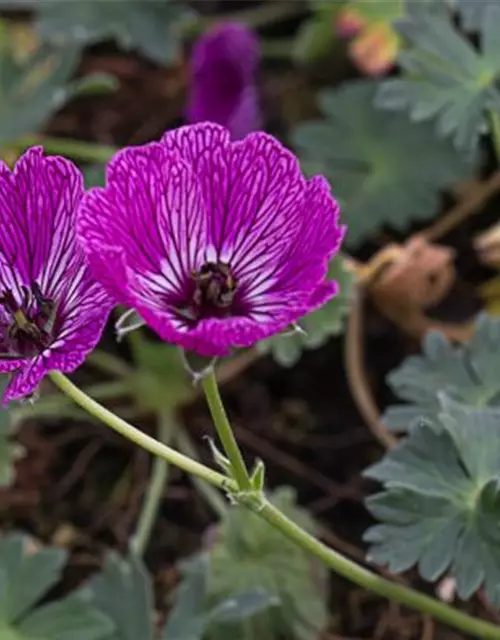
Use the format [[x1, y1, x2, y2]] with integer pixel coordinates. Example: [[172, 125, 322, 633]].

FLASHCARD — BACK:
[[77, 123, 344, 357]]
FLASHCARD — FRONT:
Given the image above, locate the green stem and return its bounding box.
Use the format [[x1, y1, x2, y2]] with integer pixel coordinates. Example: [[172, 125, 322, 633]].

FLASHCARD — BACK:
[[52, 371, 500, 639], [176, 428, 228, 517], [14, 135, 116, 164], [259, 502, 500, 639], [130, 411, 173, 556], [490, 110, 500, 164], [49, 371, 230, 491], [201, 370, 252, 491]]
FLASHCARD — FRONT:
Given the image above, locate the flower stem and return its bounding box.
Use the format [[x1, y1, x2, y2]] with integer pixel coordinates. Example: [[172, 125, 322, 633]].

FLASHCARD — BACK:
[[201, 369, 252, 490], [489, 110, 500, 165], [51, 370, 500, 639], [130, 411, 173, 557], [49, 371, 230, 491], [259, 501, 500, 640]]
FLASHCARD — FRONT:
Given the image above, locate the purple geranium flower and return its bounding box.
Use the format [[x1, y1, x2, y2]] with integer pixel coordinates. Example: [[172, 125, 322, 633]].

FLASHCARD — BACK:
[[77, 123, 344, 357], [186, 22, 262, 139], [0, 148, 113, 404]]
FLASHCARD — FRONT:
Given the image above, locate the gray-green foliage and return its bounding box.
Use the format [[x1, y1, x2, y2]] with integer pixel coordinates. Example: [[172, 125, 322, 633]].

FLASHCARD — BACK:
[[0, 534, 113, 640], [87, 553, 154, 640], [85, 550, 276, 640], [204, 487, 329, 640], [456, 0, 492, 31], [0, 34, 79, 147], [164, 554, 277, 640], [383, 314, 500, 431], [34, 0, 195, 65], [293, 81, 477, 246], [258, 256, 354, 366], [365, 399, 500, 606], [376, 3, 500, 151]]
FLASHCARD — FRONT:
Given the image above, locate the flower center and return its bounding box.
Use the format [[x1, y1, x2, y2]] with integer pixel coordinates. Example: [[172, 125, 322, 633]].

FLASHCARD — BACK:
[[0, 283, 57, 358], [176, 261, 238, 323]]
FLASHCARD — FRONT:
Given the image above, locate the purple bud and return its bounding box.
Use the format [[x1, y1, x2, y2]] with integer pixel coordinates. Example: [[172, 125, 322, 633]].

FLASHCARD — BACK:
[[186, 22, 262, 139]]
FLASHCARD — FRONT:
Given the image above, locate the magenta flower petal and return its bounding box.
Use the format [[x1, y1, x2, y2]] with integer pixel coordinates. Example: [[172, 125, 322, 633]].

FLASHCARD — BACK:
[[186, 22, 262, 139], [78, 123, 344, 357], [0, 148, 114, 404]]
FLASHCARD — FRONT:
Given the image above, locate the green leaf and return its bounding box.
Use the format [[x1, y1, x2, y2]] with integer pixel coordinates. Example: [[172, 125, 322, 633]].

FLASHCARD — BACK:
[[87, 552, 154, 640], [258, 256, 354, 365], [35, 0, 196, 65], [131, 341, 192, 413], [383, 314, 500, 431], [0, 374, 23, 487], [162, 555, 209, 640], [293, 81, 477, 246], [0, 27, 83, 146], [163, 554, 277, 640], [204, 487, 329, 640], [0, 533, 112, 640], [0, 534, 67, 622], [376, 5, 500, 151], [364, 402, 500, 606], [17, 597, 113, 640], [293, 0, 346, 65], [209, 589, 279, 624], [83, 164, 106, 189], [456, 0, 488, 31]]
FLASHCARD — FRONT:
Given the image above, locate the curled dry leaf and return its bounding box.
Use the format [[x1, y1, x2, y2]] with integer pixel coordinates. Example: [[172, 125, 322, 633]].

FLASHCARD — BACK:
[[360, 236, 474, 342]]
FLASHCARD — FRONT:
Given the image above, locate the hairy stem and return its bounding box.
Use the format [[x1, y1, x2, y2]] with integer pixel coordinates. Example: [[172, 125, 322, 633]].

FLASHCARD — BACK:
[[258, 501, 500, 639], [201, 369, 252, 490], [52, 370, 500, 639], [130, 411, 173, 556]]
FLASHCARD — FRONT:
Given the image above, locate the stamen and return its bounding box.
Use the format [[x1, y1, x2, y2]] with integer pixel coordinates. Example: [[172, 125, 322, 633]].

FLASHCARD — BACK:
[[0, 284, 57, 358], [190, 261, 238, 318]]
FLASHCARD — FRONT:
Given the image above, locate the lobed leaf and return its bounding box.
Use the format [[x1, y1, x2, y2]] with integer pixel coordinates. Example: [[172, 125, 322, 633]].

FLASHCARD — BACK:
[[383, 314, 500, 431], [163, 554, 277, 640], [364, 401, 500, 605], [0, 533, 112, 640], [203, 487, 329, 640], [456, 0, 490, 31], [0, 23, 85, 147], [34, 0, 195, 65], [376, 4, 500, 151], [293, 80, 477, 245], [87, 552, 154, 640]]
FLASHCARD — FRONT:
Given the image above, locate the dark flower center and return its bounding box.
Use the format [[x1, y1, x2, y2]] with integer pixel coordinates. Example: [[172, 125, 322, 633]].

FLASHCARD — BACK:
[[0, 283, 57, 358], [177, 261, 238, 323]]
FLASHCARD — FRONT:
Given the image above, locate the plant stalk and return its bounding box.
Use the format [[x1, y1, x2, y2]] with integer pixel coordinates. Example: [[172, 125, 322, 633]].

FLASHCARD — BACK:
[[130, 410, 173, 556], [201, 369, 252, 490], [51, 370, 500, 639]]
